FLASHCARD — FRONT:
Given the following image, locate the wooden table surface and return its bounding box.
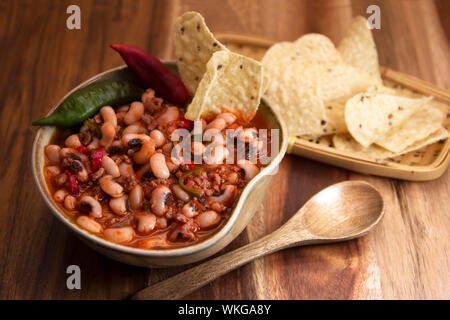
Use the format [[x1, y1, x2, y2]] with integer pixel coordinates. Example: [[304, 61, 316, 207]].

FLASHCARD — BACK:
[[0, 0, 449, 300]]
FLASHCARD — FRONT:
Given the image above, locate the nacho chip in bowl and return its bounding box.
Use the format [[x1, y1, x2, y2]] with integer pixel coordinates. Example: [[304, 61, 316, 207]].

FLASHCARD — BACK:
[[174, 11, 228, 96], [185, 50, 265, 121]]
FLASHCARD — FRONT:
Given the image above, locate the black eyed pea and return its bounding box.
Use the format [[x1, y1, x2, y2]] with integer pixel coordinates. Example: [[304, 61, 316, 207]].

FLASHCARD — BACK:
[[150, 186, 171, 216], [79, 195, 103, 218]]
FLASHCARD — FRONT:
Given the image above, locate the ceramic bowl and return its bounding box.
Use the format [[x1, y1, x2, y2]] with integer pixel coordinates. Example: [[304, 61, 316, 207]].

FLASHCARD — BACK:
[[32, 64, 288, 267]]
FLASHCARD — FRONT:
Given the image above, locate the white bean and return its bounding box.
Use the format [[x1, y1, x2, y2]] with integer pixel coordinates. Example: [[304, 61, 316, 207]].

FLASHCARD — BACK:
[[195, 210, 221, 228], [150, 129, 166, 147], [124, 101, 145, 125], [119, 162, 135, 178], [150, 153, 170, 179], [53, 189, 68, 202], [99, 122, 115, 148], [64, 195, 77, 211], [204, 145, 229, 165], [136, 213, 157, 234], [76, 216, 102, 233], [216, 113, 237, 126], [129, 184, 144, 211], [45, 166, 61, 179], [101, 155, 120, 178], [123, 122, 147, 135], [172, 184, 190, 202], [109, 195, 128, 216], [99, 175, 123, 198], [64, 134, 81, 148], [100, 106, 117, 127], [157, 106, 179, 123], [45, 145, 61, 163], [103, 226, 135, 243]]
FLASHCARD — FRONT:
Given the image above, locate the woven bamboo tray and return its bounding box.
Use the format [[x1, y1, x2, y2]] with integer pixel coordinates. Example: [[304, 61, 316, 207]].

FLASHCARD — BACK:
[[216, 33, 450, 181]]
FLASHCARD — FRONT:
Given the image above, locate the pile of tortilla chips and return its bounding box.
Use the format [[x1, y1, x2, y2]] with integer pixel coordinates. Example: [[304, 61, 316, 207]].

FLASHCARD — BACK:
[[174, 13, 448, 161], [261, 16, 448, 161], [175, 12, 265, 122]]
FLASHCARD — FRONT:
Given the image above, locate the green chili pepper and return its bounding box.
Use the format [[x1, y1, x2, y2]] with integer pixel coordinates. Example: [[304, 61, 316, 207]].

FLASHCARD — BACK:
[[178, 166, 206, 197], [32, 80, 144, 127]]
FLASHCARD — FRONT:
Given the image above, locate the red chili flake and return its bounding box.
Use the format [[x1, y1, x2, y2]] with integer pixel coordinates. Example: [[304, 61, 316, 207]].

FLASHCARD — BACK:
[[185, 163, 196, 170], [184, 175, 194, 185], [77, 145, 91, 155], [178, 116, 194, 130], [66, 171, 79, 195], [91, 148, 104, 171], [201, 117, 209, 124]]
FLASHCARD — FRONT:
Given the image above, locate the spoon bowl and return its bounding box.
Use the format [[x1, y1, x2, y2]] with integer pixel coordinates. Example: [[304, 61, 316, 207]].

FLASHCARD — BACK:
[[299, 181, 385, 239], [132, 180, 385, 300]]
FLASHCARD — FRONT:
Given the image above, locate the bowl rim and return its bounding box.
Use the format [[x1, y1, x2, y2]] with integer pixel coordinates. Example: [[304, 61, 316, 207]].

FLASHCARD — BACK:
[[31, 64, 288, 258]]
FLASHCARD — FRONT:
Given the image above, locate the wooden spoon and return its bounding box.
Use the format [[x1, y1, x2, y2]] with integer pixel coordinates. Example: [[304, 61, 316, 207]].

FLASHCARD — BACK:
[[131, 180, 385, 300]]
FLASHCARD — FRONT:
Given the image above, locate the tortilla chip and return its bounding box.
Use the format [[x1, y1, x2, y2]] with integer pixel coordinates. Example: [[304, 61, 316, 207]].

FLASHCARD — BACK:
[[185, 51, 264, 122], [301, 135, 334, 147], [338, 16, 382, 84], [323, 100, 347, 135], [376, 107, 443, 152], [333, 128, 448, 161], [345, 92, 432, 147], [174, 12, 228, 96], [262, 34, 377, 136]]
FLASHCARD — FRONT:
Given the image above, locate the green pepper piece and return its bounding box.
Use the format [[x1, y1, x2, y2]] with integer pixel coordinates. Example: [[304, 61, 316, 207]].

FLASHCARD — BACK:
[[83, 120, 101, 138], [178, 166, 206, 197], [32, 80, 144, 127]]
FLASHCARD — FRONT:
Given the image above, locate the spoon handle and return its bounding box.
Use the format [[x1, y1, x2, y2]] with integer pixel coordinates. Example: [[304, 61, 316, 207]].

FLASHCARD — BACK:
[[131, 229, 298, 300]]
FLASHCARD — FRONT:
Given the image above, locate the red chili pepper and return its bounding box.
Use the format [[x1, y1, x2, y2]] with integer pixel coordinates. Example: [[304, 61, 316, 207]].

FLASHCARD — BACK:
[[91, 148, 104, 171], [77, 145, 91, 155], [178, 116, 194, 130], [110, 44, 190, 105], [66, 171, 79, 195]]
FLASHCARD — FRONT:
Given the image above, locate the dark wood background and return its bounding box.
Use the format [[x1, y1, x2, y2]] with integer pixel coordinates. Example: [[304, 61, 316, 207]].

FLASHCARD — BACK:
[[0, 0, 449, 299]]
